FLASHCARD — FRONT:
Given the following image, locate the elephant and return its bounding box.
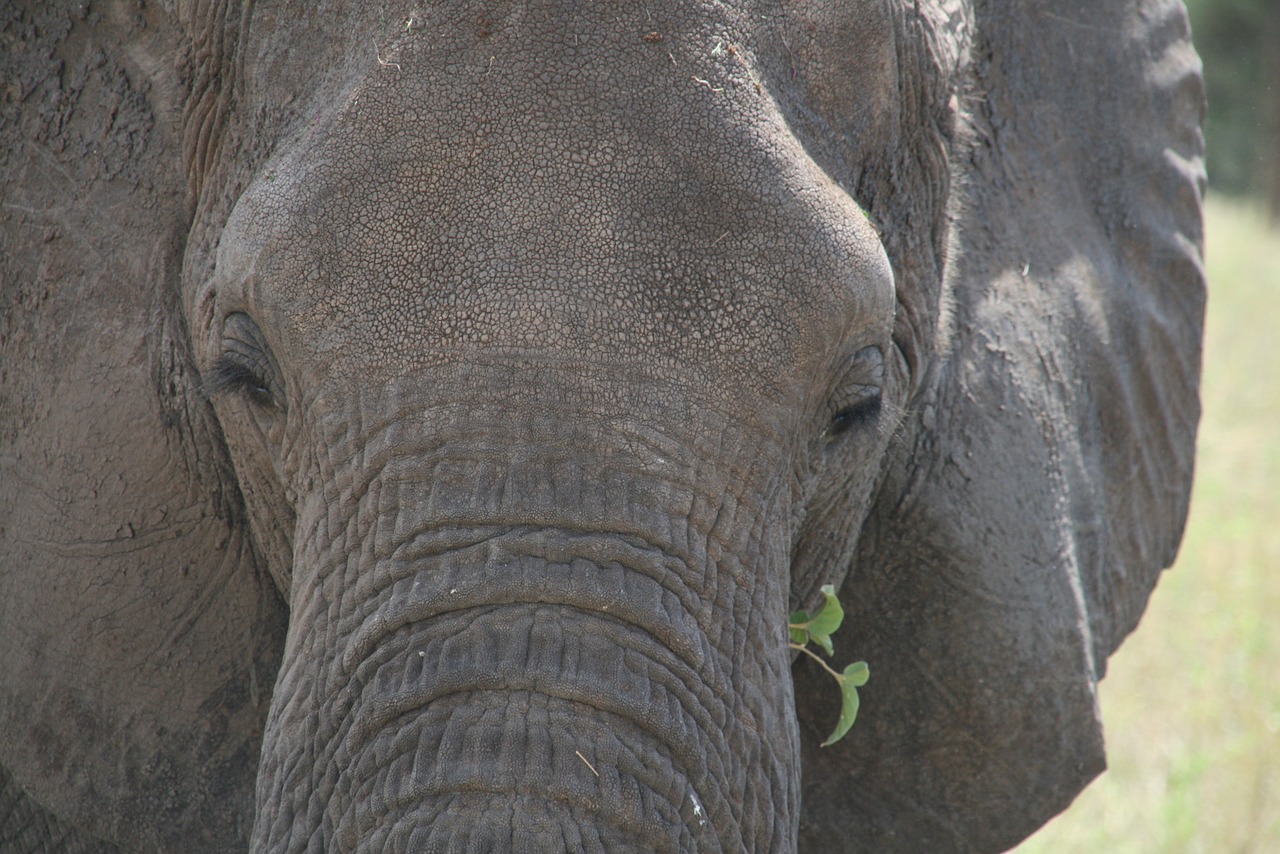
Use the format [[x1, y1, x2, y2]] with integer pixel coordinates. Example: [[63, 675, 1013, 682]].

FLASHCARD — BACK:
[[0, 0, 1206, 851]]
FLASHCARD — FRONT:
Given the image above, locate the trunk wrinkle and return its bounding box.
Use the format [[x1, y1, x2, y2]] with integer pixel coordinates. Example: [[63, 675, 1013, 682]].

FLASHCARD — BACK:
[[339, 532, 714, 684], [343, 606, 730, 755], [341, 703, 723, 852]]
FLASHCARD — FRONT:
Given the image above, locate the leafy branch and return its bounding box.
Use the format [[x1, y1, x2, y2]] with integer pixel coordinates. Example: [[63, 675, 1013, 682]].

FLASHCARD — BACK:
[[789, 584, 870, 747]]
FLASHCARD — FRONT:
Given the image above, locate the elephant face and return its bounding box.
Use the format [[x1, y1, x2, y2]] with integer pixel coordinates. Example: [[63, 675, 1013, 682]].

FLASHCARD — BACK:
[[0, 0, 1206, 852], [195, 16, 899, 846]]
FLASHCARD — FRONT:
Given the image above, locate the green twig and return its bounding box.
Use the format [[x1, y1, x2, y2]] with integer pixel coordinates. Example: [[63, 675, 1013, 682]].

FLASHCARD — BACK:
[[789, 641, 845, 681]]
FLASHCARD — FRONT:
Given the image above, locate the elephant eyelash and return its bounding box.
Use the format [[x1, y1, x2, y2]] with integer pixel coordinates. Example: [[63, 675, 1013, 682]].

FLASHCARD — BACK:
[[204, 354, 277, 408], [826, 389, 882, 439], [823, 344, 885, 441]]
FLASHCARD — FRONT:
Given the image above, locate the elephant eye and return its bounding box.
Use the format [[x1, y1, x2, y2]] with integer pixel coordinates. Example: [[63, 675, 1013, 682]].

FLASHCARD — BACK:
[[824, 345, 885, 441], [827, 387, 882, 438], [205, 353, 276, 408], [204, 312, 280, 410]]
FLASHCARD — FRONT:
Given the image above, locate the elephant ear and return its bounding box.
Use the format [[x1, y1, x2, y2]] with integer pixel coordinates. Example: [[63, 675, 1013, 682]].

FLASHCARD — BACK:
[[0, 5, 284, 851], [795, 0, 1205, 850]]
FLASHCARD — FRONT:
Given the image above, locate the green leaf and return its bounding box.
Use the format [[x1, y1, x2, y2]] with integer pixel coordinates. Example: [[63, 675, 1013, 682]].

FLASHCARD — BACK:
[[789, 587, 870, 744], [844, 660, 870, 687], [821, 662, 869, 747], [806, 584, 844, 648], [788, 609, 810, 645]]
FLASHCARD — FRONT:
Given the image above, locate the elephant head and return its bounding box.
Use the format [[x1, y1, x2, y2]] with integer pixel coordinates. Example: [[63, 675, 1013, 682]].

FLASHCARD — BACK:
[[0, 0, 1204, 851]]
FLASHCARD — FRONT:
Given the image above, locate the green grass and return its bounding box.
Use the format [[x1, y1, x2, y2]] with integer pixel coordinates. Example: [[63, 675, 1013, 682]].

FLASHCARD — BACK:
[[1014, 196, 1280, 853]]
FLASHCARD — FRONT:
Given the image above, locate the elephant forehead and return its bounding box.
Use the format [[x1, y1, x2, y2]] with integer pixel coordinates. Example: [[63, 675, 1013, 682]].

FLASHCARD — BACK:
[[218, 8, 894, 400]]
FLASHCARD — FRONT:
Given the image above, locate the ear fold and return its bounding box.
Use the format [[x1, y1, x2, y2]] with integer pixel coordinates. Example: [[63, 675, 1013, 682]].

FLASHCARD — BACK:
[[796, 0, 1205, 850], [0, 9, 285, 850]]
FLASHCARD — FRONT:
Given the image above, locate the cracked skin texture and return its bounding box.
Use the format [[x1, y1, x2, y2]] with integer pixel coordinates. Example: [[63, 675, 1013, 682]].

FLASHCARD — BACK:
[[208, 9, 893, 391], [1, 0, 1204, 852]]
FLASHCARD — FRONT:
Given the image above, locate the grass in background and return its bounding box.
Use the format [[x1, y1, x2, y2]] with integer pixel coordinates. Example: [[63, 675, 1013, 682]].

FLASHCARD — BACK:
[[1015, 196, 1280, 852]]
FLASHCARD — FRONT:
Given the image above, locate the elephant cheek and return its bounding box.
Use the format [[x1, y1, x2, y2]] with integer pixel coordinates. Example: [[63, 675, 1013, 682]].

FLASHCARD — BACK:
[[251, 527, 801, 853]]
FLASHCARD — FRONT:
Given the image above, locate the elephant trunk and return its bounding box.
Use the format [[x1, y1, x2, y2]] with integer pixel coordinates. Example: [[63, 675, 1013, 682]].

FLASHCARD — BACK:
[[253, 523, 799, 852]]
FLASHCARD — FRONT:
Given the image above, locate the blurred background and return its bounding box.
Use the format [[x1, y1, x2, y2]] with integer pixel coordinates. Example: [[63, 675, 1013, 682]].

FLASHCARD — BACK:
[[1016, 2, 1280, 851]]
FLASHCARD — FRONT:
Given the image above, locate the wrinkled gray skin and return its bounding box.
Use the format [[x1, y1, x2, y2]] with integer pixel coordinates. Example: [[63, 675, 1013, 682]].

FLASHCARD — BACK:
[[0, 0, 1205, 851]]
